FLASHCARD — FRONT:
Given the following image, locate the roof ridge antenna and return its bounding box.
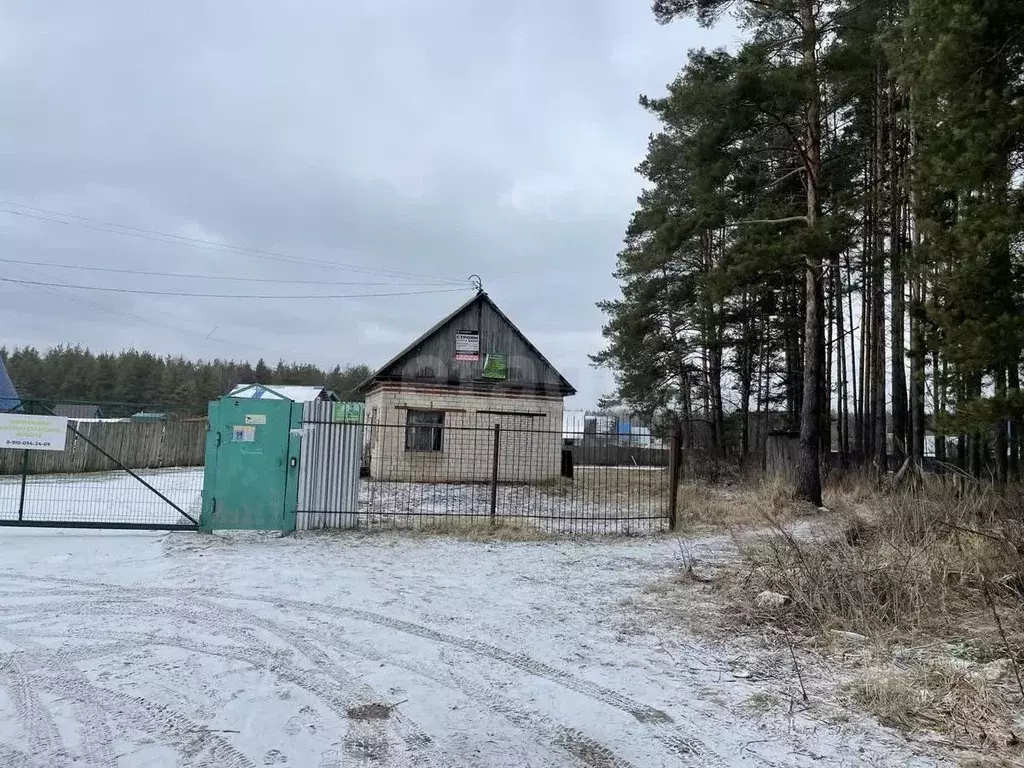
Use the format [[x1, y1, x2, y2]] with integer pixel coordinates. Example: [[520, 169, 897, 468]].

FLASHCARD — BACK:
[[467, 274, 483, 292]]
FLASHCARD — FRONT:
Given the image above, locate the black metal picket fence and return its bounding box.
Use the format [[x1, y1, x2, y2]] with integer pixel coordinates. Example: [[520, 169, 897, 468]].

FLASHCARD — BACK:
[[316, 419, 673, 534]]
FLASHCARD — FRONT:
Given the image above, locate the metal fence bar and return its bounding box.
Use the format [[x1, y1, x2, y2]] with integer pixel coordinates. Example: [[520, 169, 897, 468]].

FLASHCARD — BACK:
[[489, 423, 500, 523], [0, 520, 197, 531], [17, 450, 28, 521], [668, 430, 681, 531]]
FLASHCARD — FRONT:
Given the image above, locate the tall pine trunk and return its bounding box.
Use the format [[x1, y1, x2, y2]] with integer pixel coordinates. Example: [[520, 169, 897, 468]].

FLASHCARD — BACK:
[[1009, 364, 1020, 479], [871, 65, 888, 475], [795, 0, 824, 506], [833, 256, 849, 466], [889, 88, 908, 466]]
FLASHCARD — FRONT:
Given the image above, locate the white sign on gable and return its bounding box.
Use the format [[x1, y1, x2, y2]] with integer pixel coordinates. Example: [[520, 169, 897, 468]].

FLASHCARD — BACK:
[[455, 329, 480, 361], [0, 413, 69, 451]]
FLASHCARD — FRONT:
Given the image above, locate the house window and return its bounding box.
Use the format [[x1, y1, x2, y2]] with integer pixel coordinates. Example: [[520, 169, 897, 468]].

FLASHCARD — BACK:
[[405, 410, 444, 452]]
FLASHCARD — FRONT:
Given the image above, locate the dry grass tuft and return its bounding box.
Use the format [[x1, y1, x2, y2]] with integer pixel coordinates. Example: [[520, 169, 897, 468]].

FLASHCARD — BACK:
[[847, 661, 1022, 753], [730, 487, 1024, 650], [405, 516, 555, 541], [673, 475, 810, 530]]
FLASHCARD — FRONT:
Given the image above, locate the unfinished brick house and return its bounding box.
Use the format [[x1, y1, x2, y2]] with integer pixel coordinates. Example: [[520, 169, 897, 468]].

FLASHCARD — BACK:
[[357, 291, 576, 482]]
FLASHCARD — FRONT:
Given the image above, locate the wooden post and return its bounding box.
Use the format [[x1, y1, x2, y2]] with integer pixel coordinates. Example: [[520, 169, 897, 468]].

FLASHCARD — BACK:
[[668, 427, 682, 531], [489, 423, 501, 523]]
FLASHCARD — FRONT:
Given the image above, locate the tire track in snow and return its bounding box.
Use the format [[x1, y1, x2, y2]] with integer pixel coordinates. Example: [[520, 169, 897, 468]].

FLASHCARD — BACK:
[[238, 594, 717, 764], [315, 627, 640, 768], [0, 653, 68, 766], [189, 593, 710, 766], [10, 640, 255, 768], [6, 593, 451, 768], [187, 596, 409, 768], [99, 630, 445, 768], [2, 575, 721, 765], [0, 598, 253, 768], [152, 595, 450, 768], [1, 630, 132, 767], [0, 745, 35, 768]]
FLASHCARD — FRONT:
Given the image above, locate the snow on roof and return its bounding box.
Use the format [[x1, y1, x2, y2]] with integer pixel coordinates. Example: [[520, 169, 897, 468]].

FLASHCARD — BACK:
[[228, 384, 336, 402]]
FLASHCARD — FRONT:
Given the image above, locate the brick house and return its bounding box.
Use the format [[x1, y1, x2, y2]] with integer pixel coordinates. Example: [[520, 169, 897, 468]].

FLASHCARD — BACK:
[[357, 291, 576, 482]]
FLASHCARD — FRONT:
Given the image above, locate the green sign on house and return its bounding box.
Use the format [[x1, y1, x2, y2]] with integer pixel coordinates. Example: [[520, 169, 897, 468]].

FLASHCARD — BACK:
[[481, 353, 508, 380]]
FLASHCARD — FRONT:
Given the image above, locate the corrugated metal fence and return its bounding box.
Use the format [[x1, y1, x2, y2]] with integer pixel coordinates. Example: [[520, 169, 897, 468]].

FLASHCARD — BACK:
[[295, 400, 363, 530]]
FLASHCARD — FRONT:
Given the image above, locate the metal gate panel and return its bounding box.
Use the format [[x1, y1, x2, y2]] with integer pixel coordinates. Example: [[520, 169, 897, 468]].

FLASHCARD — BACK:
[[1, 411, 200, 530]]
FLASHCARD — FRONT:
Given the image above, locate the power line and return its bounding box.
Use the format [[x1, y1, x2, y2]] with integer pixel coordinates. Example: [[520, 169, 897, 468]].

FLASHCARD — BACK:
[[0, 264, 284, 356], [0, 202, 468, 285], [0, 276, 473, 300], [0, 256, 460, 286]]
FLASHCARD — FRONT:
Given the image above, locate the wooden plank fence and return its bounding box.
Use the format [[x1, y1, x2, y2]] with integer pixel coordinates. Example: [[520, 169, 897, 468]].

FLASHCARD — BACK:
[[0, 419, 207, 475]]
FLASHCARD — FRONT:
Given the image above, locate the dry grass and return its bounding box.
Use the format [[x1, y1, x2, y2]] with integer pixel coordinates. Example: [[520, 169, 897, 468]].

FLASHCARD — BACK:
[[541, 466, 669, 501], [732, 487, 1024, 648], [399, 516, 555, 541], [714, 482, 1024, 755], [673, 475, 807, 530], [847, 661, 1021, 751]]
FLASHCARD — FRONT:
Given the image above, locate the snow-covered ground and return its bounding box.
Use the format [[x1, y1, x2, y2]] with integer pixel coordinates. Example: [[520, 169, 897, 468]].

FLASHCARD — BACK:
[[0, 528, 941, 767]]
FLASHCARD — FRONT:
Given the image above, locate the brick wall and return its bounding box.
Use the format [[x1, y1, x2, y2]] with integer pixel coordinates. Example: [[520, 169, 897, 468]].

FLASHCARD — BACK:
[[364, 386, 564, 482]]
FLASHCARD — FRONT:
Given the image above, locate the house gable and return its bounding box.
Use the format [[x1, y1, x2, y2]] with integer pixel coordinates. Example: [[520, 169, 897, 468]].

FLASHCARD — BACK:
[[360, 292, 575, 397]]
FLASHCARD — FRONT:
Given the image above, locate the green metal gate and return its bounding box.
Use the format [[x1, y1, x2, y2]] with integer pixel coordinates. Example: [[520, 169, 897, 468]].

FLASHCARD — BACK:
[[201, 396, 302, 531]]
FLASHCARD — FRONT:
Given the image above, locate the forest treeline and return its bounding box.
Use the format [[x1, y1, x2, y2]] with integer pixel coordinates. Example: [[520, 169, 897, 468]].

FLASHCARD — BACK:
[[594, 0, 1024, 502], [1, 345, 371, 407]]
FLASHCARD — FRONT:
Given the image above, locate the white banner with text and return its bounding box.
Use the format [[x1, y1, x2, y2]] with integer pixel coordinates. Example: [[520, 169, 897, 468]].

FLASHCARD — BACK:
[[0, 413, 69, 451]]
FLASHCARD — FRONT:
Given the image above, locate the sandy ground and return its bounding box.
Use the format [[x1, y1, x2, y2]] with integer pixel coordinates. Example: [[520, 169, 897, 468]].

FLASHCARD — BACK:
[[0, 528, 943, 767]]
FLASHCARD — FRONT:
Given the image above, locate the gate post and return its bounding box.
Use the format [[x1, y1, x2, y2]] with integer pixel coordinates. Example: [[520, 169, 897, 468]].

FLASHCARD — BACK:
[[17, 449, 29, 521], [668, 428, 682, 531], [489, 423, 501, 523]]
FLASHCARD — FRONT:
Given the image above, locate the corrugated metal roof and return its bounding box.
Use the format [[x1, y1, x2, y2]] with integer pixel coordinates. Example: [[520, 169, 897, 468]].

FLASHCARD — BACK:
[[228, 384, 336, 402]]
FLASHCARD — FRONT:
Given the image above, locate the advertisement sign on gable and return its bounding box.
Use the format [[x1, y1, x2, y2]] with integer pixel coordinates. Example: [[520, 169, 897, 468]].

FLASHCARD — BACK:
[[455, 330, 480, 361]]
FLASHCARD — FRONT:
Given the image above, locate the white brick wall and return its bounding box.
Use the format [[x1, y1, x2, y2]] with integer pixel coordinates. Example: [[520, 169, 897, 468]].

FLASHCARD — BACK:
[[364, 387, 564, 482]]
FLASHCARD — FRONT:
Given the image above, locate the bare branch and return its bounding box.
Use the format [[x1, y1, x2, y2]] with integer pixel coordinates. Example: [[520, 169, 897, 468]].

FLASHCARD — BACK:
[[762, 167, 805, 191]]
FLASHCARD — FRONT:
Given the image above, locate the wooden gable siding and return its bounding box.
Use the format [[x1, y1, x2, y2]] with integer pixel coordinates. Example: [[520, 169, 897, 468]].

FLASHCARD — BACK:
[[378, 298, 567, 392]]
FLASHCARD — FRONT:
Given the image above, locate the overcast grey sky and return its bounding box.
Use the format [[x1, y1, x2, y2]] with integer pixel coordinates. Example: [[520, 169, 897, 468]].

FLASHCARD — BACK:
[[0, 1, 735, 407]]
